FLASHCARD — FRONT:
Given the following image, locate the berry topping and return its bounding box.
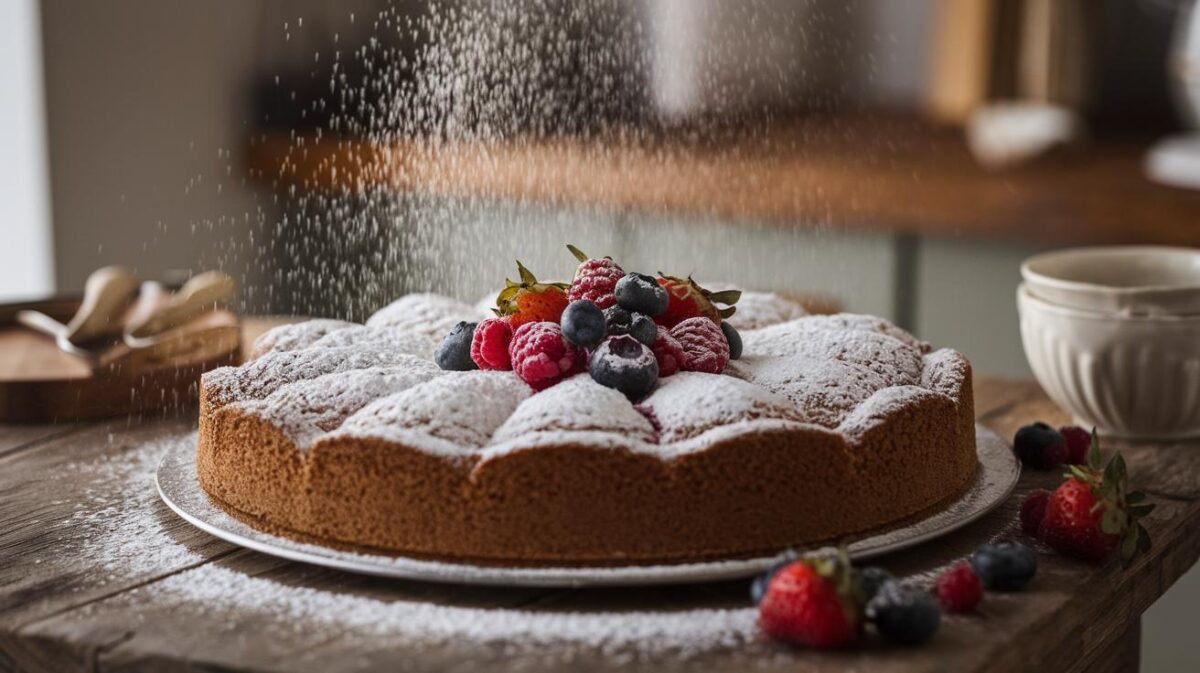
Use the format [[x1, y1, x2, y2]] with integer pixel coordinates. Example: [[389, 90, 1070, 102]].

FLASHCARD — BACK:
[[720, 320, 743, 360], [493, 261, 569, 329], [434, 321, 478, 371], [1059, 425, 1091, 464], [671, 317, 730, 374], [935, 563, 983, 613], [758, 552, 861, 650], [1020, 489, 1050, 537], [603, 306, 656, 345], [588, 335, 660, 400], [655, 275, 740, 328], [470, 317, 514, 371], [567, 244, 624, 309], [508, 321, 584, 390], [1038, 432, 1153, 565], [970, 540, 1037, 591], [867, 581, 941, 646], [615, 272, 669, 316], [560, 300, 606, 348], [1013, 422, 1067, 470], [649, 326, 687, 377], [857, 566, 893, 603]]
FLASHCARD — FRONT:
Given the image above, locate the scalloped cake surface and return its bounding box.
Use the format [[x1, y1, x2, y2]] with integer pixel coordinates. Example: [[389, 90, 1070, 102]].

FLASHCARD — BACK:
[[197, 292, 975, 565]]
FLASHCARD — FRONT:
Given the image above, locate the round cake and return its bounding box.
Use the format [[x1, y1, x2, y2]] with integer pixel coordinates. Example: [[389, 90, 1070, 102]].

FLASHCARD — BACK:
[[197, 291, 976, 566]]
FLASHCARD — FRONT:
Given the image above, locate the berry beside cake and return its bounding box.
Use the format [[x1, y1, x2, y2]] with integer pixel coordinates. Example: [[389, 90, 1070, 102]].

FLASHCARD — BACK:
[[197, 246, 976, 566]]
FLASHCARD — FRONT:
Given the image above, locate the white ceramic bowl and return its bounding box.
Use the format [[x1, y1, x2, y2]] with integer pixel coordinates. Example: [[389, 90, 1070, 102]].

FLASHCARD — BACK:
[[1021, 246, 1200, 316], [1018, 284, 1200, 439]]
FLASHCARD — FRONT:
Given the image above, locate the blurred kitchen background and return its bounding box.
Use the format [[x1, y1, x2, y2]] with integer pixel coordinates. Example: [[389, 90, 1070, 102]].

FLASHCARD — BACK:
[[2, 2, 1199, 667]]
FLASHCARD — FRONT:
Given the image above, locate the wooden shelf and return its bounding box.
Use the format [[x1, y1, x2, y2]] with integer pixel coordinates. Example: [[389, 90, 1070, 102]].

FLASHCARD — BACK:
[[247, 115, 1200, 247]]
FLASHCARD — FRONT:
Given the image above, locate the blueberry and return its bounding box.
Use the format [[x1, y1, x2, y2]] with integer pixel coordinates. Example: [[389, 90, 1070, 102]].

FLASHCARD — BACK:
[[629, 313, 657, 345], [588, 335, 659, 400], [1013, 422, 1067, 469], [867, 580, 941, 646], [561, 300, 606, 348], [434, 321, 478, 371], [750, 553, 799, 604], [720, 321, 743, 359], [615, 272, 669, 317], [857, 566, 893, 603], [970, 540, 1037, 591]]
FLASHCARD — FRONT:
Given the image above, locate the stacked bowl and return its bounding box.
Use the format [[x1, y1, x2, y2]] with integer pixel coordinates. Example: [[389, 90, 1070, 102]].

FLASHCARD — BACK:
[[1018, 246, 1200, 439]]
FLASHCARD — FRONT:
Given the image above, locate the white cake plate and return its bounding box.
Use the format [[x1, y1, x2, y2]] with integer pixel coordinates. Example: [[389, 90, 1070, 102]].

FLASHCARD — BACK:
[[157, 424, 1018, 587]]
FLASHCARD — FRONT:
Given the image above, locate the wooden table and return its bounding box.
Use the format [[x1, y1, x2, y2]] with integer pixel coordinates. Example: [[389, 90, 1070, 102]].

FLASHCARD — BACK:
[[2, 374, 1198, 672]]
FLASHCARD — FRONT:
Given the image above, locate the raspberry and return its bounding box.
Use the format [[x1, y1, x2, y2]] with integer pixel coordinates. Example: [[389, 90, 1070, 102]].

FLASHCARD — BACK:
[[1020, 489, 1050, 538], [935, 562, 983, 613], [568, 258, 624, 309], [470, 317, 513, 370], [1059, 425, 1091, 464], [509, 321, 585, 390], [671, 317, 730, 374], [650, 326, 686, 376]]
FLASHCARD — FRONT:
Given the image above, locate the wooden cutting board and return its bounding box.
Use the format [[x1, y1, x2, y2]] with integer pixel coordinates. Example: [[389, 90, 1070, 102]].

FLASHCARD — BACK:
[[0, 296, 241, 422]]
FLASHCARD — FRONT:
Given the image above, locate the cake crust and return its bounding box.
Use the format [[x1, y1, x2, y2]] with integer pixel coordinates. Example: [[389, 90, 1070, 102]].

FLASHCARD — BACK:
[[197, 293, 976, 566]]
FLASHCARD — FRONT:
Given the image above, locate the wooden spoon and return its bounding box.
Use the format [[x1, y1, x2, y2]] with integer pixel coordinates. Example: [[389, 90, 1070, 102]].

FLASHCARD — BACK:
[[126, 271, 235, 341], [64, 266, 140, 344]]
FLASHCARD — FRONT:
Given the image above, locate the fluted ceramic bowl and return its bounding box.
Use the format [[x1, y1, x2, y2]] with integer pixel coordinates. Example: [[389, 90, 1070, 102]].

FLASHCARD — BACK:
[[1022, 246, 1200, 317], [1018, 284, 1200, 439]]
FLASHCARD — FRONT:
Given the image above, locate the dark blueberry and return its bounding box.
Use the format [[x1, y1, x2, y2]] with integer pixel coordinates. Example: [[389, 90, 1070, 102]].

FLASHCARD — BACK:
[[615, 272, 669, 317], [970, 540, 1037, 591], [720, 321, 743, 359], [561, 300, 606, 348], [629, 313, 657, 346], [434, 321, 478, 371], [857, 566, 894, 603], [604, 305, 633, 336], [588, 335, 659, 400], [867, 580, 941, 646], [750, 553, 799, 604], [1013, 422, 1067, 469]]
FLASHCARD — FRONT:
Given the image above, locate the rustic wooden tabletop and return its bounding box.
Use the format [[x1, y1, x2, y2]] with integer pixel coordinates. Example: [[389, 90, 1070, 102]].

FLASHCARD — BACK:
[[1, 343, 1197, 671]]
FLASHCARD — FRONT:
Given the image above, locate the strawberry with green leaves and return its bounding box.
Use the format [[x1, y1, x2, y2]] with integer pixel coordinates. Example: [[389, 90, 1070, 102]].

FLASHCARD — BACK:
[[493, 261, 570, 329], [758, 549, 862, 650], [1038, 430, 1153, 565], [655, 275, 741, 328]]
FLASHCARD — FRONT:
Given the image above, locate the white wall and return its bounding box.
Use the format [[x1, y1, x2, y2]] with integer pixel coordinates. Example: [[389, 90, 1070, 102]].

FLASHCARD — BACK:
[[0, 0, 54, 301]]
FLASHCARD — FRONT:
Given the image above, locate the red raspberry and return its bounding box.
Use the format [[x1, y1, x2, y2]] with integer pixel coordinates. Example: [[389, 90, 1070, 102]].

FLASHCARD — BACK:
[[470, 317, 513, 371], [935, 562, 983, 613], [1059, 425, 1091, 465], [671, 317, 730, 374], [1021, 489, 1050, 538], [568, 258, 624, 309], [509, 321, 585, 390], [650, 326, 687, 377]]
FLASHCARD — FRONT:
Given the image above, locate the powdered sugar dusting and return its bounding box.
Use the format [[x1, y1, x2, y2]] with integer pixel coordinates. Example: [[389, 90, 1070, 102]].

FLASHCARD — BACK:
[[238, 361, 444, 448], [310, 324, 439, 361], [334, 371, 531, 452], [140, 563, 760, 663], [366, 293, 487, 341], [203, 346, 426, 408], [726, 291, 808, 331], [212, 294, 966, 459], [640, 372, 804, 443], [52, 430, 208, 585], [250, 319, 358, 359], [493, 374, 656, 444]]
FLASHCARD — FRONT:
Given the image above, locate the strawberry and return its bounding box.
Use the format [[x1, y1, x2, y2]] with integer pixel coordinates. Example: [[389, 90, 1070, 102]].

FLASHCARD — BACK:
[[493, 261, 569, 329], [758, 550, 861, 650], [655, 275, 740, 328], [1038, 430, 1153, 565], [566, 244, 624, 309]]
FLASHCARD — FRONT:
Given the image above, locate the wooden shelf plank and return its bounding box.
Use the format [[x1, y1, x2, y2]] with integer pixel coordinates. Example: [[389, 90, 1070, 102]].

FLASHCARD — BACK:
[[247, 116, 1200, 247]]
